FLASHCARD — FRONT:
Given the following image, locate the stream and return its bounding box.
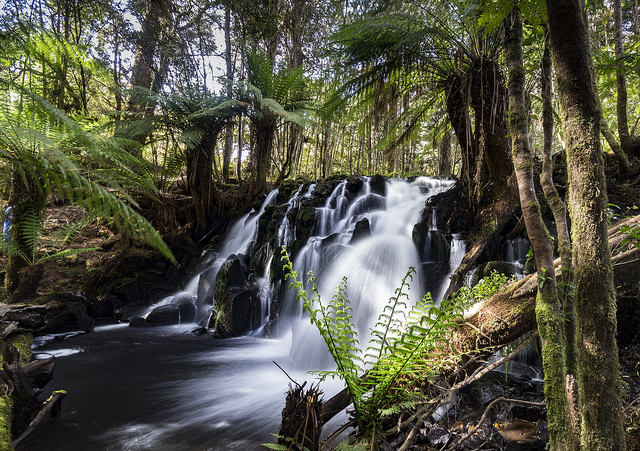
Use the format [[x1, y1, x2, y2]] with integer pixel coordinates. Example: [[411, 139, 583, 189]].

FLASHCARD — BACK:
[[17, 177, 473, 450], [19, 324, 346, 450]]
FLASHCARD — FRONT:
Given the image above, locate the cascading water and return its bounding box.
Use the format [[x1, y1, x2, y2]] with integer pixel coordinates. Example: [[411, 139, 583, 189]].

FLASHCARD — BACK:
[[504, 236, 530, 279], [283, 177, 456, 368], [19, 176, 469, 451]]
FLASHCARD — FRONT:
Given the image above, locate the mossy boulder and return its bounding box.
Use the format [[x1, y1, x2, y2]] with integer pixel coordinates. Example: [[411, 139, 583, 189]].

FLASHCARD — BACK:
[[211, 255, 259, 338]]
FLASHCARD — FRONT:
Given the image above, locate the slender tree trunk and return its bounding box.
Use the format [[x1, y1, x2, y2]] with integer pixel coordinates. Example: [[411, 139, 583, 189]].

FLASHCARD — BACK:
[[614, 0, 635, 155], [580, 0, 632, 175], [237, 114, 244, 182], [546, 1, 627, 449], [540, 26, 576, 377], [505, 8, 575, 449], [223, 6, 233, 183], [438, 126, 452, 177]]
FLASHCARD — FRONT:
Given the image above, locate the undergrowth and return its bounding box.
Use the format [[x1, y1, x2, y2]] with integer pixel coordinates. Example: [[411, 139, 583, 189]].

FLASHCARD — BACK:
[[280, 247, 465, 444]]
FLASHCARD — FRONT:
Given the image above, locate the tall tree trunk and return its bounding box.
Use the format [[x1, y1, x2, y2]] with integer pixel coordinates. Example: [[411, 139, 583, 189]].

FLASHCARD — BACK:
[[505, 9, 575, 449], [613, 0, 640, 157], [127, 0, 171, 112], [541, 26, 576, 377], [186, 133, 219, 238], [223, 6, 234, 183], [580, 0, 632, 175], [437, 126, 452, 177], [546, 1, 627, 449], [249, 125, 274, 197], [237, 115, 244, 181]]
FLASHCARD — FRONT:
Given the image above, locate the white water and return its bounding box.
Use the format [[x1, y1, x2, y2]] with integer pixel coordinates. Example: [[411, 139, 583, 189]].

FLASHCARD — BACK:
[[22, 176, 470, 450], [283, 177, 456, 368]]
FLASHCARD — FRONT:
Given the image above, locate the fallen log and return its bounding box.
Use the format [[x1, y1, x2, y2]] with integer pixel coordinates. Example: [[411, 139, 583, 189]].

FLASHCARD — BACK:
[[314, 215, 640, 430], [23, 357, 55, 390]]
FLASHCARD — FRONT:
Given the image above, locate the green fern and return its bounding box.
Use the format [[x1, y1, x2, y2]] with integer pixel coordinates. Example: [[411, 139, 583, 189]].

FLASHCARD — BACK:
[[0, 75, 177, 276], [282, 247, 467, 439]]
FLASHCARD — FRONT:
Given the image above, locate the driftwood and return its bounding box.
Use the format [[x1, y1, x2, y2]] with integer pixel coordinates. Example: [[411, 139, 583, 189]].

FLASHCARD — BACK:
[[0, 339, 59, 446], [0, 342, 41, 434], [448, 397, 546, 450], [11, 390, 66, 448], [23, 357, 55, 389], [0, 296, 94, 333], [278, 384, 323, 451]]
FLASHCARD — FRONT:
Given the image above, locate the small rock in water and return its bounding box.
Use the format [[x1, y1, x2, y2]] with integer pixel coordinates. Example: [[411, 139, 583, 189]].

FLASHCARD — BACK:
[[128, 316, 149, 328], [191, 327, 208, 336]]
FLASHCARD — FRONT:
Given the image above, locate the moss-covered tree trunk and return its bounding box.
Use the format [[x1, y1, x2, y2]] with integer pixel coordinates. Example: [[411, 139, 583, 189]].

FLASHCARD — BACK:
[[505, 8, 575, 449], [540, 27, 577, 377], [546, 1, 627, 449]]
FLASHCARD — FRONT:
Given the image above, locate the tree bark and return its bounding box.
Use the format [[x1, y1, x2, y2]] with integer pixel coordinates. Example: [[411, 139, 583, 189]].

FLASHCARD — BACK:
[[186, 133, 219, 238], [540, 26, 577, 377], [127, 0, 171, 113], [546, 1, 627, 449], [223, 6, 234, 183], [505, 8, 574, 449], [613, 0, 640, 158], [579, 0, 633, 175]]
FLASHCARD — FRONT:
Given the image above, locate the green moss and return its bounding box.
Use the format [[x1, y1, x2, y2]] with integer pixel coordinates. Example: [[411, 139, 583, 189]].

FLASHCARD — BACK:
[[0, 387, 13, 451], [510, 299, 534, 317], [6, 333, 33, 365]]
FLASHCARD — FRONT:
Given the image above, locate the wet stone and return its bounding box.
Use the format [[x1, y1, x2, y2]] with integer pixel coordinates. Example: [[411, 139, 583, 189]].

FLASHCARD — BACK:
[[146, 304, 181, 326]]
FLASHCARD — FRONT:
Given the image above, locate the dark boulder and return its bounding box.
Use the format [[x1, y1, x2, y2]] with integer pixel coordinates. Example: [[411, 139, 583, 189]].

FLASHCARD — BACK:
[[350, 218, 371, 244], [146, 304, 181, 326], [345, 176, 364, 195], [369, 174, 387, 196], [171, 293, 197, 323], [128, 316, 149, 328]]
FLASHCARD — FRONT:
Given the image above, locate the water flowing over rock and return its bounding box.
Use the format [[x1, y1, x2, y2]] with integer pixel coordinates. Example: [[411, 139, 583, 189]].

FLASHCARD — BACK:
[[148, 177, 466, 350]]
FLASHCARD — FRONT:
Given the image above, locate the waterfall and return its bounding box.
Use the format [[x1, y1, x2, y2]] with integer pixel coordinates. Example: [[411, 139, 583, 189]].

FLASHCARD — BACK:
[[145, 177, 460, 363], [504, 236, 530, 279], [284, 177, 455, 368]]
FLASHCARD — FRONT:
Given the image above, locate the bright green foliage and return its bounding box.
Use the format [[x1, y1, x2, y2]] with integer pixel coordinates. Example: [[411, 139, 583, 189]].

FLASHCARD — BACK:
[[450, 271, 515, 309], [0, 81, 176, 270], [263, 436, 309, 451], [281, 247, 466, 440]]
